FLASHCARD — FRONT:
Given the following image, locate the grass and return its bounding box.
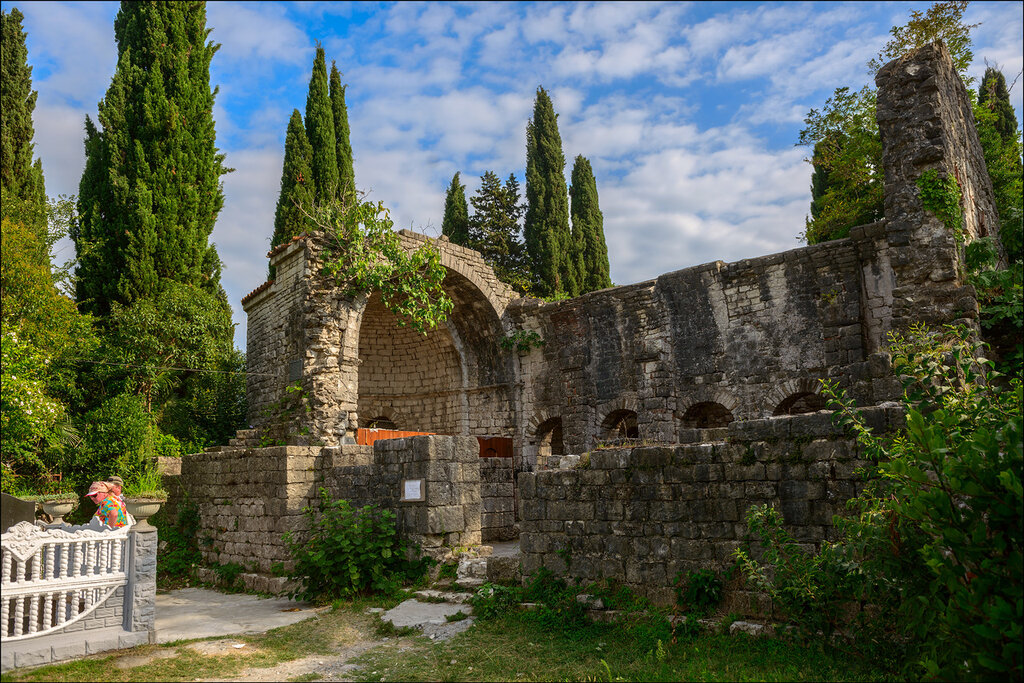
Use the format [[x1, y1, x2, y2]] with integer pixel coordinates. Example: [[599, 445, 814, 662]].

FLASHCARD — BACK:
[[1, 606, 366, 683], [2, 590, 895, 683], [347, 611, 894, 683]]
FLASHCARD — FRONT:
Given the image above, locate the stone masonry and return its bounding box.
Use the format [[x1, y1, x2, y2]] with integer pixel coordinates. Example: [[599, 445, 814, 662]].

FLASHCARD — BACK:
[[161, 43, 1003, 603]]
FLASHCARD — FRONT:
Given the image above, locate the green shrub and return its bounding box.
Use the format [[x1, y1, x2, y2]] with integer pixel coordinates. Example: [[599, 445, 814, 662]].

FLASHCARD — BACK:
[[733, 504, 853, 638], [674, 569, 723, 615], [740, 324, 1022, 679], [153, 496, 202, 584], [284, 488, 427, 603], [469, 583, 523, 620], [824, 324, 1023, 680], [71, 393, 151, 490]]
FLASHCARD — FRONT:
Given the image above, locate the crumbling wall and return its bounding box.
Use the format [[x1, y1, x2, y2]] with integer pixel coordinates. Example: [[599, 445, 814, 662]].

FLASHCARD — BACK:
[[510, 221, 902, 468], [517, 406, 905, 612]]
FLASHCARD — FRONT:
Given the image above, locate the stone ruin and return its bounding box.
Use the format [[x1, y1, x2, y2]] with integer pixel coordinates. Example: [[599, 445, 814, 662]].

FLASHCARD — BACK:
[[163, 43, 1003, 609]]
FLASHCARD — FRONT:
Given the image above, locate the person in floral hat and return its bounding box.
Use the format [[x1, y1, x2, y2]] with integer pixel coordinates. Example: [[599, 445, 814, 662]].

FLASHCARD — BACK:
[[86, 481, 128, 528]]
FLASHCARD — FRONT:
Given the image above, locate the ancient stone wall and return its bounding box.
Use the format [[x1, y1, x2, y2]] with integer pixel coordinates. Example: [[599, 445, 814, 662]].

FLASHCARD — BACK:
[[517, 406, 904, 612], [480, 455, 516, 542], [326, 435, 482, 554], [164, 436, 481, 593], [242, 231, 521, 446], [511, 221, 902, 469]]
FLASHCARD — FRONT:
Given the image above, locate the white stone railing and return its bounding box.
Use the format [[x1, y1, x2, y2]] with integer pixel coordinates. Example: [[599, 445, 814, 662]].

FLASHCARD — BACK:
[[1, 518, 132, 641]]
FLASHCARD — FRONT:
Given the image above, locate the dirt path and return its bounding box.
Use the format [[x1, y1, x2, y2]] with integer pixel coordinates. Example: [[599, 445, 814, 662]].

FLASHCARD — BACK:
[[197, 617, 420, 683]]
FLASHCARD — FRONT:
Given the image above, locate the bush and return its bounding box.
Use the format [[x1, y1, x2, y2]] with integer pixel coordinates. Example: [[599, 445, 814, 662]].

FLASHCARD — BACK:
[[69, 393, 152, 491], [153, 496, 202, 585], [469, 583, 523, 620], [674, 569, 724, 615], [284, 489, 427, 603], [740, 324, 1022, 679], [825, 324, 1022, 680]]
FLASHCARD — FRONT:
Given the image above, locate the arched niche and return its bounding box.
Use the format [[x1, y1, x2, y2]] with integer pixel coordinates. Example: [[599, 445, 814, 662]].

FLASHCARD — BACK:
[[680, 402, 734, 429], [601, 409, 639, 440], [535, 417, 565, 459], [773, 392, 827, 416]]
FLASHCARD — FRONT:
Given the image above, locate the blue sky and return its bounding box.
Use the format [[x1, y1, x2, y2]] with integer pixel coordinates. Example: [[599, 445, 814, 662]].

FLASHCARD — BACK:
[[7, 1, 1024, 349]]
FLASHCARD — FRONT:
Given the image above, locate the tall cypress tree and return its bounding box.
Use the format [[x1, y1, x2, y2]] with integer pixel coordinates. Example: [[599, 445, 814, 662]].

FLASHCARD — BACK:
[[976, 66, 1023, 262], [441, 172, 469, 247], [75, 1, 228, 318], [305, 45, 337, 204], [0, 7, 45, 205], [329, 62, 355, 204], [570, 155, 611, 293], [525, 86, 576, 298], [270, 109, 314, 274]]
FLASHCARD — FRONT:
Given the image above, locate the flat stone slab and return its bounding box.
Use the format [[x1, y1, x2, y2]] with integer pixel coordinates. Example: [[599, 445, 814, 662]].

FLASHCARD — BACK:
[[155, 588, 318, 644], [413, 589, 475, 604], [382, 598, 474, 641]]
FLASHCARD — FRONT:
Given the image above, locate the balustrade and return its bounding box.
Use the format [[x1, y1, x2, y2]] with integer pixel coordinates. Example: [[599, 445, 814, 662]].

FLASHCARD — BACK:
[[1, 518, 132, 641]]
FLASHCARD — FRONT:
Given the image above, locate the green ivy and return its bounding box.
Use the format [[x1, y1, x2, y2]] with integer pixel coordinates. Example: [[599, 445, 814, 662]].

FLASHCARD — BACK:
[[916, 168, 964, 238], [313, 198, 454, 334], [500, 329, 545, 353]]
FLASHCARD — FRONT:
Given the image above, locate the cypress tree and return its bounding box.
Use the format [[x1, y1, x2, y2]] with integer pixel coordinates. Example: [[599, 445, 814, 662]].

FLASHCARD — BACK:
[[525, 86, 576, 298], [978, 67, 1018, 143], [269, 109, 314, 276], [975, 66, 1023, 262], [441, 172, 469, 247], [0, 7, 45, 205], [75, 1, 228, 318], [329, 62, 355, 204], [304, 45, 338, 204], [570, 156, 611, 293]]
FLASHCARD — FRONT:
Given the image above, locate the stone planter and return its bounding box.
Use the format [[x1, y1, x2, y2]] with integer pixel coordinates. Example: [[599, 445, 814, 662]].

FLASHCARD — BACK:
[[125, 497, 165, 531], [40, 498, 78, 525]]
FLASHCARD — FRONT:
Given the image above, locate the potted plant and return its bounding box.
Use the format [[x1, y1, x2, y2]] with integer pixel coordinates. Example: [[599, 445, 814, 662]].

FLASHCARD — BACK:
[[38, 491, 80, 525], [123, 467, 168, 530]]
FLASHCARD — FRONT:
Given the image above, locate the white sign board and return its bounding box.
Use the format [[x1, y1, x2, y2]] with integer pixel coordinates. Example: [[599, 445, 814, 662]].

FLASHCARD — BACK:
[[401, 479, 425, 502]]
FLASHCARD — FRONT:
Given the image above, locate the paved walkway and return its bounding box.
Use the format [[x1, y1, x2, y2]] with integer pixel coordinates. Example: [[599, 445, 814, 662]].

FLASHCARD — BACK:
[[155, 588, 321, 644]]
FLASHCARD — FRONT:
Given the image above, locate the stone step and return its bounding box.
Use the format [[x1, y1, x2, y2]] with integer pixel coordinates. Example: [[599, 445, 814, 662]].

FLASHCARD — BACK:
[[455, 552, 521, 589]]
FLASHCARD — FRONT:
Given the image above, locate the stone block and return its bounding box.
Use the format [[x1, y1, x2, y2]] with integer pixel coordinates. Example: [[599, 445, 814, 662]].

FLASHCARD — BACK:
[[85, 631, 123, 654], [49, 639, 87, 663], [14, 648, 51, 669]]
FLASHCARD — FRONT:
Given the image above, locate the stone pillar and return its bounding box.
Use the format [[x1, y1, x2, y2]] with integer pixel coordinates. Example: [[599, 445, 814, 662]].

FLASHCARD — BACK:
[[875, 41, 999, 333], [375, 435, 482, 556], [124, 526, 157, 643]]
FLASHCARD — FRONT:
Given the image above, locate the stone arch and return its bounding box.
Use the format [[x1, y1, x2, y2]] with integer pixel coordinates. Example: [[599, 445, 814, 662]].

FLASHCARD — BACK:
[[533, 416, 565, 460], [350, 232, 518, 438], [601, 409, 639, 439], [364, 408, 401, 430], [764, 378, 825, 417], [679, 402, 735, 428], [677, 389, 738, 429]]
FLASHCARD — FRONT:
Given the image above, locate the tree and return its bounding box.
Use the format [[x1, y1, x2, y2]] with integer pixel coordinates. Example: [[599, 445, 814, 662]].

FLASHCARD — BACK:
[[270, 109, 315, 273], [802, 2, 981, 245], [468, 171, 530, 293], [867, 1, 978, 83], [0, 7, 45, 206], [525, 86, 577, 298], [975, 67, 1023, 263], [570, 156, 611, 293], [798, 87, 884, 244], [305, 45, 338, 204], [441, 172, 470, 247], [74, 0, 230, 318], [330, 62, 355, 204]]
